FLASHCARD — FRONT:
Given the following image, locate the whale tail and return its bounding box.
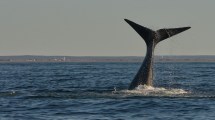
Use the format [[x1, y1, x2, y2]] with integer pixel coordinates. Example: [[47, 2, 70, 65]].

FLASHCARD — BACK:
[[124, 19, 191, 45], [124, 19, 191, 90]]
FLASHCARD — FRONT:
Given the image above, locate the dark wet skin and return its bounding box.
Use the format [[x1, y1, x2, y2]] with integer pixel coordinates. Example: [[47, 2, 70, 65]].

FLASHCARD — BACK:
[[124, 19, 191, 90]]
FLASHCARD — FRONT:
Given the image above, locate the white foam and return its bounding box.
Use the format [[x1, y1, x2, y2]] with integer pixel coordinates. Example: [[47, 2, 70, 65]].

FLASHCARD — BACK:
[[112, 85, 188, 96]]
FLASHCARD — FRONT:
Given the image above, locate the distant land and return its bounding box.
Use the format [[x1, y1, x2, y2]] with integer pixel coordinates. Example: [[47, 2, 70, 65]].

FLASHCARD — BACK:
[[1, 55, 215, 63]]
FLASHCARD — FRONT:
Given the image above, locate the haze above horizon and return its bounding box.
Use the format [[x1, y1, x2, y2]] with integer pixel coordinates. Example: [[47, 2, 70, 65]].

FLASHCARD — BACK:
[[0, 0, 214, 56]]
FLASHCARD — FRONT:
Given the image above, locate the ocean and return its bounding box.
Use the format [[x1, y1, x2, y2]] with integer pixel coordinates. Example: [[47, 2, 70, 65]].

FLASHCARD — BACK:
[[0, 62, 215, 120]]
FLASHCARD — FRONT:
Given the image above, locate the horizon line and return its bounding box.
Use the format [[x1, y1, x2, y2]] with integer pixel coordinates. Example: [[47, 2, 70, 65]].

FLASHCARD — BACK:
[[1, 55, 215, 57]]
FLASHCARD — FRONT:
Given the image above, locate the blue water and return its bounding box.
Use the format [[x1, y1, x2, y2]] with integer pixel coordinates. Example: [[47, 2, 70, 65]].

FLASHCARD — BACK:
[[0, 62, 215, 120]]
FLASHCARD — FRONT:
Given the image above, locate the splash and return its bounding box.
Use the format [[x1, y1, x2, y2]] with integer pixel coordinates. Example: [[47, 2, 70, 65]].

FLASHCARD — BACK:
[[113, 85, 188, 97]]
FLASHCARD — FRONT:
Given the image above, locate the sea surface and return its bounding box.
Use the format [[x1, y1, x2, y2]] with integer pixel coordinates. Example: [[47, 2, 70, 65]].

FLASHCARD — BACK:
[[0, 62, 215, 120]]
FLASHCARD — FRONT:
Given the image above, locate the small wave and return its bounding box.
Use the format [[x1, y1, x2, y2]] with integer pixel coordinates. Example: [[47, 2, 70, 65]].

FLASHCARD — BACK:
[[0, 90, 17, 97], [112, 85, 188, 97]]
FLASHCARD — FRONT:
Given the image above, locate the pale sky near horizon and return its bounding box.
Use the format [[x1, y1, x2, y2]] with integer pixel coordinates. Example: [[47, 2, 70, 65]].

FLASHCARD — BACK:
[[0, 0, 215, 56]]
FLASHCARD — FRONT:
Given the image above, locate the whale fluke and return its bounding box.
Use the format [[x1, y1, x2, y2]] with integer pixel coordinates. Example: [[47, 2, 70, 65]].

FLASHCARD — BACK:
[[124, 19, 191, 90], [156, 27, 191, 43], [124, 19, 154, 45]]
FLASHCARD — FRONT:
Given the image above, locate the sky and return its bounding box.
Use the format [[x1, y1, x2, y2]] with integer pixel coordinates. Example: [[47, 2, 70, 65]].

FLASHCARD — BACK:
[[0, 0, 215, 56]]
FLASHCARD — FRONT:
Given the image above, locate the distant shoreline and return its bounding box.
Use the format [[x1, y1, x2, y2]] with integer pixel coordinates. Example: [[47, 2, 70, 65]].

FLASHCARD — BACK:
[[1, 55, 215, 63]]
